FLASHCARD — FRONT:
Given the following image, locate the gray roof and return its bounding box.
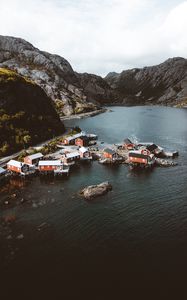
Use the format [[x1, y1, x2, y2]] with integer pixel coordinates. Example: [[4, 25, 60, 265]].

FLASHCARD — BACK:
[[7, 160, 23, 168], [65, 133, 84, 142], [129, 152, 148, 159], [39, 160, 62, 166], [27, 153, 43, 160], [124, 138, 132, 144], [65, 151, 80, 158], [104, 148, 115, 155], [146, 144, 158, 152]]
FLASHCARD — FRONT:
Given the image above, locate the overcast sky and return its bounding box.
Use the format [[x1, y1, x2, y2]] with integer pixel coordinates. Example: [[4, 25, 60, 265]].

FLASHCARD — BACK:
[[0, 0, 187, 76]]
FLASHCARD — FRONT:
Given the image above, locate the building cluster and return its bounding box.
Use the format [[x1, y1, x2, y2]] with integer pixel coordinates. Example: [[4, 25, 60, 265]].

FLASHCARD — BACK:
[[100, 138, 177, 169], [0, 133, 178, 181], [123, 139, 174, 169], [4, 132, 96, 178], [62, 131, 97, 147]]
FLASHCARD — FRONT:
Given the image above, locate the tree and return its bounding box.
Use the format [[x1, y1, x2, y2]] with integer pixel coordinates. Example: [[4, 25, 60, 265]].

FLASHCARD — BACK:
[[0, 142, 10, 155], [23, 135, 31, 145]]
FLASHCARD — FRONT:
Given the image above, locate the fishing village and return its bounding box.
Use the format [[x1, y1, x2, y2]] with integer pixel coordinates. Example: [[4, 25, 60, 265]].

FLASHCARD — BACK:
[[0, 126, 179, 186]]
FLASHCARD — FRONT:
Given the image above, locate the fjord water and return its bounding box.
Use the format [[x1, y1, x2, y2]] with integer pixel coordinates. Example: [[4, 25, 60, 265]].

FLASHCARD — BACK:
[[1, 106, 187, 293]]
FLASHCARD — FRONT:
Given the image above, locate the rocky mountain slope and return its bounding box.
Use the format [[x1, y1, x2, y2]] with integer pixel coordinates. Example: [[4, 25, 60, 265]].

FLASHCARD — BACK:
[[77, 72, 114, 105], [0, 35, 113, 116], [105, 57, 187, 106], [0, 68, 64, 157], [0, 35, 187, 119]]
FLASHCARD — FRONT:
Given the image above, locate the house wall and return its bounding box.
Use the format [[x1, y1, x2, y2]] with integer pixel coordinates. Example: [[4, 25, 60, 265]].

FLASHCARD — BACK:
[[39, 165, 57, 171], [24, 157, 32, 165], [103, 152, 113, 159], [75, 139, 84, 147], [129, 157, 148, 164], [124, 143, 134, 150], [7, 165, 21, 173]]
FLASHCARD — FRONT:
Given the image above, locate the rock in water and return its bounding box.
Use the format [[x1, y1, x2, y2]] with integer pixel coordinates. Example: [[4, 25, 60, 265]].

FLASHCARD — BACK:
[[80, 181, 112, 200]]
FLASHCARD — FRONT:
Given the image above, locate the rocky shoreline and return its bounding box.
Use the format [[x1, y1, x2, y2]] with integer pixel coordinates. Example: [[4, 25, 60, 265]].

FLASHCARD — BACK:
[[60, 108, 107, 121]]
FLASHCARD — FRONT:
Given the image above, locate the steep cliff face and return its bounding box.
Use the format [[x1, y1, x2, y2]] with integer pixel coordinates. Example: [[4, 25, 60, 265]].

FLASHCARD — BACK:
[[0, 35, 105, 115], [0, 68, 64, 157], [77, 72, 114, 105], [105, 58, 187, 106]]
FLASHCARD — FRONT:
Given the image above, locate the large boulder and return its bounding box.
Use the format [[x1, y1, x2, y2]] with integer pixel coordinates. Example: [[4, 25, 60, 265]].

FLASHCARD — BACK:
[[80, 181, 112, 200]]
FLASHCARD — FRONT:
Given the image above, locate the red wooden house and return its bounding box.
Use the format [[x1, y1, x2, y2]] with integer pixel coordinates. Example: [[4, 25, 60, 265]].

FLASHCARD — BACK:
[[75, 136, 89, 147], [129, 152, 149, 164], [103, 148, 117, 160], [128, 150, 155, 166], [24, 153, 43, 165], [79, 147, 92, 161], [7, 160, 30, 175], [62, 133, 84, 145], [38, 160, 69, 174], [61, 151, 80, 165], [38, 160, 62, 171]]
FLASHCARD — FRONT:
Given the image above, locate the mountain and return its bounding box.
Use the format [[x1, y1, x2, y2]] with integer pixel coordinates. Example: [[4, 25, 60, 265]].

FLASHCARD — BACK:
[[0, 35, 113, 116], [0, 67, 64, 157], [77, 72, 114, 105], [0, 35, 187, 121], [105, 58, 187, 106]]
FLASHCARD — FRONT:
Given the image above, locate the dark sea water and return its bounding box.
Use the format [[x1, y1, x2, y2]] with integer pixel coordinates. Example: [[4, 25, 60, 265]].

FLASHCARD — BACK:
[[1, 106, 187, 296]]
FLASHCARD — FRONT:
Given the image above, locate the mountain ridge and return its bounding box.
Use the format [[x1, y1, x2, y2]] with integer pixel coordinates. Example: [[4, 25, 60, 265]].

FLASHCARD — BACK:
[[105, 57, 187, 106], [0, 34, 187, 116], [0, 35, 113, 116]]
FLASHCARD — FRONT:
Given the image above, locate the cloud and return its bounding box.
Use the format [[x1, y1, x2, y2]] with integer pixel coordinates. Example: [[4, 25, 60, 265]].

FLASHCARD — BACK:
[[0, 0, 187, 76]]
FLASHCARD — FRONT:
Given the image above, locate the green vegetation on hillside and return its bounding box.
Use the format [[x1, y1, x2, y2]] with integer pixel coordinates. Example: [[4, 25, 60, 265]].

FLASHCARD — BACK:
[[0, 68, 65, 157]]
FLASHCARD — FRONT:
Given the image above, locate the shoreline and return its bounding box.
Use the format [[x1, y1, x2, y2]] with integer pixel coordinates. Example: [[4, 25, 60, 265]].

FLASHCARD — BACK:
[[60, 108, 107, 121], [0, 108, 107, 167]]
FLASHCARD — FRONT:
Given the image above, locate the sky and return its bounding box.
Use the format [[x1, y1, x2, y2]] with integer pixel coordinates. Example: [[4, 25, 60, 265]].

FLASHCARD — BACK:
[[0, 0, 187, 76]]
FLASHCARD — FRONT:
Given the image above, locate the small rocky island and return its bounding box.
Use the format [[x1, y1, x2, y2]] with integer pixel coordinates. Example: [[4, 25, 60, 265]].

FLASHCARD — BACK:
[[80, 181, 112, 200]]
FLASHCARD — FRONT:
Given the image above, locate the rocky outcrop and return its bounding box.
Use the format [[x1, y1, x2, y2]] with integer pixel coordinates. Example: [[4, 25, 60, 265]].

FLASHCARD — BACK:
[[105, 58, 187, 106], [80, 181, 112, 200], [0, 68, 64, 157]]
